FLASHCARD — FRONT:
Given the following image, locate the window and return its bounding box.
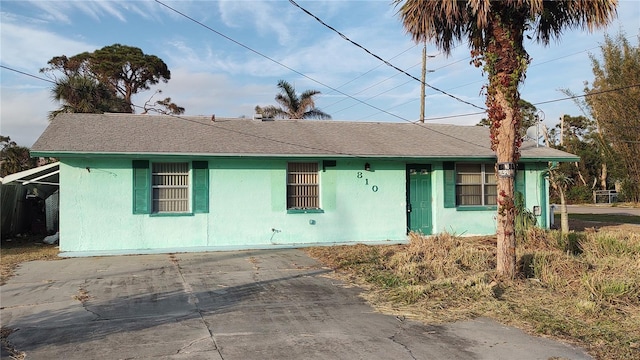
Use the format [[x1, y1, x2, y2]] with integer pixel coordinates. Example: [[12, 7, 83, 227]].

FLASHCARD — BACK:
[[132, 160, 209, 215], [287, 162, 319, 209], [456, 163, 497, 206], [152, 162, 190, 213]]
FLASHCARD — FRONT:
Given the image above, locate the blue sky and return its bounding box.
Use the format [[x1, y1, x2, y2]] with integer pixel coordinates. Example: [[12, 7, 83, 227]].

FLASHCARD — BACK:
[[1, 0, 639, 147]]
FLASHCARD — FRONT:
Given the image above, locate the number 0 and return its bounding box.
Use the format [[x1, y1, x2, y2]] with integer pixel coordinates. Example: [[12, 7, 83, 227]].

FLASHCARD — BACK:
[[372, 185, 379, 192]]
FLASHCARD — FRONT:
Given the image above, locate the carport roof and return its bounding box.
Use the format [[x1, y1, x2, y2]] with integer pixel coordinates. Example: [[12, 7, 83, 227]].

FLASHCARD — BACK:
[[31, 113, 578, 161], [1, 162, 60, 199]]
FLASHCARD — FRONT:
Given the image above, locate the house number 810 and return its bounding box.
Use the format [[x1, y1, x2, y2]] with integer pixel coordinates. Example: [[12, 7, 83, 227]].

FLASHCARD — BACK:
[[356, 172, 378, 192]]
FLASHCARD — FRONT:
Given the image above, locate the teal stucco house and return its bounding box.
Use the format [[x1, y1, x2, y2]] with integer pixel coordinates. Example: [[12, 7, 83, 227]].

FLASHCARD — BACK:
[[31, 113, 577, 257]]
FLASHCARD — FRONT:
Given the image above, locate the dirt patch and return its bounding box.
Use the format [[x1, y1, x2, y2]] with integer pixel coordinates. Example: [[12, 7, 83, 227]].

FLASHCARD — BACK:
[[0, 235, 60, 285], [74, 287, 90, 303]]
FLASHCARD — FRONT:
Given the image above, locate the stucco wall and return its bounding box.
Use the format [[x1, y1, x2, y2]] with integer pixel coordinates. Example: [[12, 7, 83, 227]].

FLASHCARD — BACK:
[[59, 158, 408, 254], [522, 162, 550, 228], [60, 159, 210, 252], [429, 161, 550, 235], [59, 157, 550, 255], [429, 162, 495, 235]]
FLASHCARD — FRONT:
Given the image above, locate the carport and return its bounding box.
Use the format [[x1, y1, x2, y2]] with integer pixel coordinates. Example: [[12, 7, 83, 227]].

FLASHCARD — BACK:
[[1, 162, 60, 237]]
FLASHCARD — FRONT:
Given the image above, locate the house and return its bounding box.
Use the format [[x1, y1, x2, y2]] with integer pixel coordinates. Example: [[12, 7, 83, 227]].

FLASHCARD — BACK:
[[30, 113, 578, 257]]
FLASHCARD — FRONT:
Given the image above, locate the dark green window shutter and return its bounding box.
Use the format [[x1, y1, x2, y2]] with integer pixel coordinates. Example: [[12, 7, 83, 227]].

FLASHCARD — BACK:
[[192, 161, 209, 213], [132, 160, 150, 214], [515, 163, 526, 196], [443, 162, 456, 208]]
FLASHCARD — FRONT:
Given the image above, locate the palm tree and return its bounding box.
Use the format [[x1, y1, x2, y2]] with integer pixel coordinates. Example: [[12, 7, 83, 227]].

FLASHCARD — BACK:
[[255, 80, 331, 120], [547, 164, 574, 235], [395, 0, 617, 278], [50, 75, 129, 120]]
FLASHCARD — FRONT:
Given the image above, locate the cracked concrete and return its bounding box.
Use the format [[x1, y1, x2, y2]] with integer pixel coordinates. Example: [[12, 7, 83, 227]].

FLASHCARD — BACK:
[[172, 252, 222, 359], [390, 332, 418, 360], [1, 249, 593, 359]]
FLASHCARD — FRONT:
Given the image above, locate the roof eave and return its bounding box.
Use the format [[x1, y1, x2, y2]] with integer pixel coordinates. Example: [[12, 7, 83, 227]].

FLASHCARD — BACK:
[[520, 155, 580, 162], [30, 150, 577, 163]]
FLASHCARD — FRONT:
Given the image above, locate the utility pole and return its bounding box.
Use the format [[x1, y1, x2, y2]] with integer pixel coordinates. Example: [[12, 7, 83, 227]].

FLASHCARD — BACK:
[[420, 42, 426, 123], [419, 42, 435, 123]]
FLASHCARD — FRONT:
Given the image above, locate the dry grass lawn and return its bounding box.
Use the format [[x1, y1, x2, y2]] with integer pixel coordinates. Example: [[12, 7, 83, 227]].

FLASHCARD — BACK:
[[306, 224, 640, 360]]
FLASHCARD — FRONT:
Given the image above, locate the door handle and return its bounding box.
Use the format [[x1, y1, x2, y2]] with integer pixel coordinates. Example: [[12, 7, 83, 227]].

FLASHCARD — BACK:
[[407, 203, 412, 213]]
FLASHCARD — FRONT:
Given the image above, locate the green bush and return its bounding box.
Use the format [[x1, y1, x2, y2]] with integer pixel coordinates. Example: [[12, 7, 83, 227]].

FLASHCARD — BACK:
[[566, 185, 593, 204], [515, 192, 536, 240], [617, 179, 640, 203]]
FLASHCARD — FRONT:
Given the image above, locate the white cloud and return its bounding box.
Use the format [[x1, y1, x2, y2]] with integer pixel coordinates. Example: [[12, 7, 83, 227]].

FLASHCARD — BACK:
[[21, 1, 73, 23], [20, 0, 135, 23], [217, 1, 293, 45], [163, 38, 292, 77], [133, 68, 277, 119], [0, 21, 94, 71], [0, 87, 53, 147]]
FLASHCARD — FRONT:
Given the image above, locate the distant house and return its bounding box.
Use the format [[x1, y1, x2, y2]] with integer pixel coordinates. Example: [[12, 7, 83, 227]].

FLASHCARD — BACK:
[[31, 113, 577, 257]]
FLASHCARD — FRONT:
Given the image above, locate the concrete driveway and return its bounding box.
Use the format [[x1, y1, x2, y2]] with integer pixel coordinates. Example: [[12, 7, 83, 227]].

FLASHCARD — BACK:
[[1, 249, 592, 359]]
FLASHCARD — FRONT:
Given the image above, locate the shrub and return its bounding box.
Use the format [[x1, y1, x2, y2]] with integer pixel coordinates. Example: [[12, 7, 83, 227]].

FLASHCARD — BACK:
[[514, 192, 536, 241], [551, 231, 584, 255], [566, 185, 593, 204]]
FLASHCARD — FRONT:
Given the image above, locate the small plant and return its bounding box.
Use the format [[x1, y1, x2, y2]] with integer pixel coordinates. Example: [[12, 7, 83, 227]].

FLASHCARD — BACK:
[[365, 272, 407, 288], [551, 231, 584, 255], [514, 191, 536, 240], [583, 274, 639, 306]]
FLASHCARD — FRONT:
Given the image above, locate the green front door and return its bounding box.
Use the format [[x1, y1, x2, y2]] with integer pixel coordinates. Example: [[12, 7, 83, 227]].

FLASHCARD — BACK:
[[407, 164, 432, 234]]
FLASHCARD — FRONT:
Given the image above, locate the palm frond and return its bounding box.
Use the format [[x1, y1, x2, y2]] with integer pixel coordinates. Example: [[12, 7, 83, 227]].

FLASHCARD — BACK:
[[395, 0, 617, 53], [303, 109, 332, 120], [257, 79, 330, 120]]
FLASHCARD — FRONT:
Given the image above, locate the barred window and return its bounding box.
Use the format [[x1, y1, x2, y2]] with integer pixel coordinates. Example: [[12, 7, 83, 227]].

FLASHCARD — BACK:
[[287, 162, 319, 209], [456, 163, 497, 206], [152, 162, 190, 213]]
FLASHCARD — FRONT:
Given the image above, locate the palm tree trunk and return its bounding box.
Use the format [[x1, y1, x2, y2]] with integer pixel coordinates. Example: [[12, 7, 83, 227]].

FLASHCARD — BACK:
[[559, 186, 569, 234], [494, 89, 518, 279], [485, 12, 527, 279]]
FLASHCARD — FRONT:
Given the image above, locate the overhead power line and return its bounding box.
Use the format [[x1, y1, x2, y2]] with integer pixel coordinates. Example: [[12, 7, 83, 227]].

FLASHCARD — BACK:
[[126, 106, 491, 154], [287, 0, 486, 111], [154, 0, 410, 122], [1, 62, 491, 153], [334, 79, 415, 115], [323, 60, 422, 111], [322, 44, 418, 97], [8, 63, 636, 156], [0, 65, 55, 84], [532, 83, 640, 106], [5, 63, 637, 124]]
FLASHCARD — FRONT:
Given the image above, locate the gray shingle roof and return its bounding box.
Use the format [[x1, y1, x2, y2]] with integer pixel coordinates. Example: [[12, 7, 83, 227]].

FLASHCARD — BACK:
[[31, 113, 578, 161]]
